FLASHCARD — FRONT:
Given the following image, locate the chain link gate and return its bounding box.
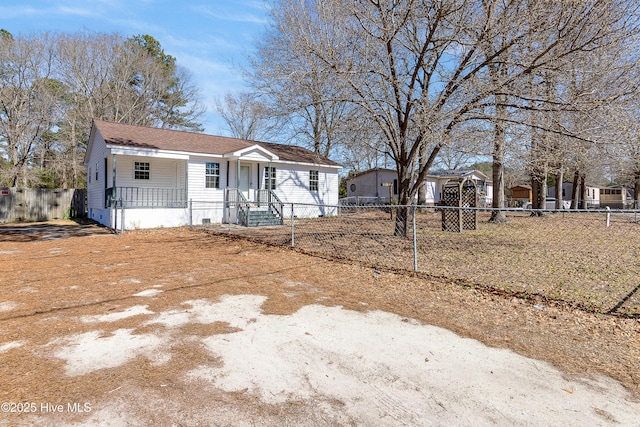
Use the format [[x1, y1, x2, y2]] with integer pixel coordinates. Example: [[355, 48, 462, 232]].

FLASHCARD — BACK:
[[441, 178, 478, 232]]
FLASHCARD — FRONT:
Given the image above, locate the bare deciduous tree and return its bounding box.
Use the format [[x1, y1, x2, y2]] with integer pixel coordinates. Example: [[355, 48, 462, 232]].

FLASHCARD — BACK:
[[0, 31, 204, 188], [247, 1, 365, 160], [0, 33, 58, 187], [263, 0, 640, 235], [216, 92, 280, 141]]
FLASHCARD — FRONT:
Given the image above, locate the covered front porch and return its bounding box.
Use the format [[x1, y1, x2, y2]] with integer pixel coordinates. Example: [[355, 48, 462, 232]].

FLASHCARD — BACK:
[[103, 145, 285, 228], [221, 144, 284, 226], [103, 152, 188, 209]]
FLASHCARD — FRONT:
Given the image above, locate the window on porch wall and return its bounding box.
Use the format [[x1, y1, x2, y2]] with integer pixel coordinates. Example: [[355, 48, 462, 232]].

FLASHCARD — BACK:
[[134, 162, 150, 180], [205, 162, 220, 188], [264, 166, 276, 190]]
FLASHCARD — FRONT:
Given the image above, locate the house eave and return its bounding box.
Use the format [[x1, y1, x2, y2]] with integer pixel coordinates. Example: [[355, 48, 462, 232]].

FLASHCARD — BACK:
[[108, 145, 190, 160], [274, 159, 342, 169]]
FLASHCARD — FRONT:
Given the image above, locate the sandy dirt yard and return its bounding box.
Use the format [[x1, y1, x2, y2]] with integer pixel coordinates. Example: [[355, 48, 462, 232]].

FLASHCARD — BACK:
[[0, 222, 639, 426]]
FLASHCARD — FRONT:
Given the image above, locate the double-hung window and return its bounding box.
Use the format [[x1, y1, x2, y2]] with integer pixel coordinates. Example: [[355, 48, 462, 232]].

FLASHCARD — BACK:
[[309, 170, 319, 191], [205, 162, 220, 188], [134, 162, 150, 180], [264, 166, 276, 190]]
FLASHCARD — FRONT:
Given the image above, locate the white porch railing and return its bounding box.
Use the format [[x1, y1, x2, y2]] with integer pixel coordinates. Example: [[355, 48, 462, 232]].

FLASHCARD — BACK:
[[106, 187, 187, 208]]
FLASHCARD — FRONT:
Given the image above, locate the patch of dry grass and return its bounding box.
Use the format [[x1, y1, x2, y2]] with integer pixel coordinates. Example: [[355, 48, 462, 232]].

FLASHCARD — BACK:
[[216, 209, 640, 317]]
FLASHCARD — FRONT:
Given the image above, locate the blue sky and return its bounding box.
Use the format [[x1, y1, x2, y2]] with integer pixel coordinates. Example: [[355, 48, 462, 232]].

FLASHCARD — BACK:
[[0, 0, 271, 135]]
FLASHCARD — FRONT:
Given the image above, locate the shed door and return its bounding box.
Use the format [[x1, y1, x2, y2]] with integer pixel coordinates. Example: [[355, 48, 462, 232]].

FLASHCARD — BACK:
[[239, 166, 250, 199]]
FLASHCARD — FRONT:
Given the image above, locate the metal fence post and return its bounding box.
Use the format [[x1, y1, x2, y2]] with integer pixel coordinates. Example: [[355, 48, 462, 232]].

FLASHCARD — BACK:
[[606, 206, 610, 228], [412, 204, 418, 271], [291, 203, 295, 247], [189, 199, 193, 227]]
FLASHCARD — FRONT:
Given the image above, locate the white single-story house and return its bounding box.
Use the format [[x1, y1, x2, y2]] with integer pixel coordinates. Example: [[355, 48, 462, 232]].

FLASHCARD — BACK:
[[426, 170, 493, 207], [84, 120, 341, 229], [549, 182, 601, 208], [344, 168, 492, 206]]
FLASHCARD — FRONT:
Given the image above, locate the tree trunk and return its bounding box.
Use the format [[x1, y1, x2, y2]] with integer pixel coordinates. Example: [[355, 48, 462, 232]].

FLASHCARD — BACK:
[[394, 164, 411, 237], [529, 109, 545, 216], [555, 168, 564, 209], [70, 118, 77, 189], [417, 141, 427, 206], [530, 172, 548, 216], [580, 174, 587, 209], [570, 170, 580, 209], [489, 100, 507, 223], [634, 169, 640, 209], [531, 177, 540, 209], [540, 168, 548, 209]]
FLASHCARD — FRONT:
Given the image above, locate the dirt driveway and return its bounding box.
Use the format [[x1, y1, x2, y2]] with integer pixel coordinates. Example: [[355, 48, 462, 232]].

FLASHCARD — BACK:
[[0, 224, 639, 425]]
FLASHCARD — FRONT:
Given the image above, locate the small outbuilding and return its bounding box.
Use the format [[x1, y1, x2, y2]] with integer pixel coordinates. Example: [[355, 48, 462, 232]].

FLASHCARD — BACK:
[[344, 168, 492, 206], [509, 185, 532, 207]]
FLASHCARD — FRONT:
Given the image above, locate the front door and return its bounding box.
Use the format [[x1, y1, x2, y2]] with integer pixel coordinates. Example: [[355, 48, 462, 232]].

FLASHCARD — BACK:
[[239, 165, 250, 199]]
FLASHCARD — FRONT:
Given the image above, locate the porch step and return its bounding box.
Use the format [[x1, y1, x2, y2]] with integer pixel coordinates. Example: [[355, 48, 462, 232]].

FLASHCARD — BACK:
[[246, 209, 282, 227]]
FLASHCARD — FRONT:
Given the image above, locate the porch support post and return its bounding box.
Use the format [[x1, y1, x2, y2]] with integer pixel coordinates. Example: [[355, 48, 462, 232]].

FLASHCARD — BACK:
[[236, 158, 240, 190], [184, 159, 188, 205], [112, 154, 117, 202], [112, 154, 118, 233]]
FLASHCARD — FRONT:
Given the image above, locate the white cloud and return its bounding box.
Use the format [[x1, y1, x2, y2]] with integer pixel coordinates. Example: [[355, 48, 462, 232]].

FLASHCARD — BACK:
[[190, 5, 268, 24], [107, 17, 165, 35], [0, 6, 44, 18], [56, 6, 95, 17]]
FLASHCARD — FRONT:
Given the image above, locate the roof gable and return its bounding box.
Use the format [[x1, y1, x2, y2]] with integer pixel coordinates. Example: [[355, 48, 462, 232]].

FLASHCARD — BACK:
[[224, 144, 278, 161], [90, 120, 340, 167], [428, 169, 489, 181]]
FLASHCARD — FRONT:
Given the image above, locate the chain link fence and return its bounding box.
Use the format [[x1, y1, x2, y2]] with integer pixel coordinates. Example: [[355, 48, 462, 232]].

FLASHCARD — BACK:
[[118, 199, 640, 317]]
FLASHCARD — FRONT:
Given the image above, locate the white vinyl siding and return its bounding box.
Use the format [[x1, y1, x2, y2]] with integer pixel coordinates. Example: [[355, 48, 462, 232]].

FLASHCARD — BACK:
[[115, 156, 185, 189], [271, 165, 338, 206], [85, 134, 110, 212], [187, 157, 228, 202]]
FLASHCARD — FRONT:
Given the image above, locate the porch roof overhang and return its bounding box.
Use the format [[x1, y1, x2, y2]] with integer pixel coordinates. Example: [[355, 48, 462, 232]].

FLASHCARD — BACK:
[[223, 144, 279, 162]]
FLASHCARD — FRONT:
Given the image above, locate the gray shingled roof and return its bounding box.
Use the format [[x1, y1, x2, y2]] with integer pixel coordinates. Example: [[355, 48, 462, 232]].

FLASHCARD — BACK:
[[92, 120, 340, 167]]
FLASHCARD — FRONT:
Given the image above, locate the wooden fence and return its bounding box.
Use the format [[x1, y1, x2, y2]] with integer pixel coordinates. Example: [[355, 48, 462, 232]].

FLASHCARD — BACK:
[[0, 188, 86, 223]]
